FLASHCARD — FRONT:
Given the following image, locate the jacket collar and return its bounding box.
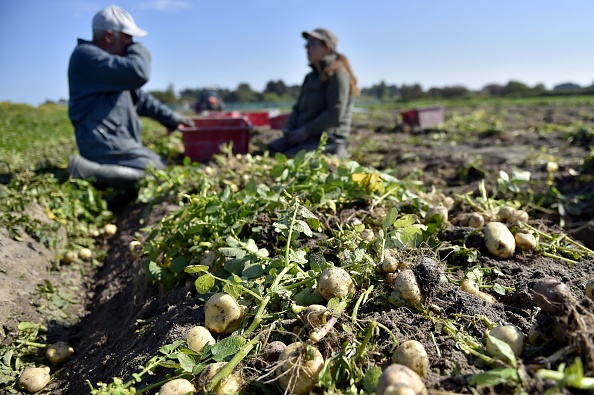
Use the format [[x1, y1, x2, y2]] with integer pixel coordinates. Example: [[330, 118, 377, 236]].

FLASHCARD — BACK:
[[309, 53, 338, 72]]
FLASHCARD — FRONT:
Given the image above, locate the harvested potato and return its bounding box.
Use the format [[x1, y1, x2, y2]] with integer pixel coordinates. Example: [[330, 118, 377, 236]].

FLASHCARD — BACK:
[[392, 270, 424, 305], [301, 304, 328, 328], [514, 232, 537, 251], [262, 341, 286, 362], [514, 210, 529, 223], [586, 279, 594, 300], [533, 278, 575, 315], [204, 292, 244, 334], [466, 212, 484, 228], [460, 278, 496, 303], [198, 362, 242, 395], [18, 366, 51, 393], [63, 251, 78, 264], [78, 248, 92, 261], [497, 206, 516, 222], [46, 341, 74, 365], [103, 223, 117, 236], [383, 385, 417, 395], [158, 378, 196, 395], [485, 325, 524, 362], [316, 267, 355, 300], [483, 222, 515, 259], [128, 240, 143, 259], [391, 340, 429, 377], [186, 325, 215, 353], [89, 229, 100, 238], [275, 342, 324, 395], [376, 364, 428, 395], [361, 229, 375, 241], [425, 206, 448, 224]]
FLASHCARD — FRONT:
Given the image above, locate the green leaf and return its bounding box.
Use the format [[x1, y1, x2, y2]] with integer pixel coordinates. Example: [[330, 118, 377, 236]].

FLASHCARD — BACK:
[[327, 297, 347, 316], [486, 334, 517, 367], [177, 353, 196, 373], [363, 366, 383, 393], [468, 367, 519, 387], [194, 274, 215, 294], [148, 261, 166, 281], [170, 255, 188, 273], [211, 335, 246, 362], [184, 265, 211, 274], [493, 283, 506, 295], [294, 288, 325, 305], [382, 208, 399, 231], [293, 219, 313, 237]]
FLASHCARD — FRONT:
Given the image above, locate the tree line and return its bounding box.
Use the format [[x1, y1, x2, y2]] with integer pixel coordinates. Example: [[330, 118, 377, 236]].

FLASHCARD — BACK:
[[149, 79, 594, 105]]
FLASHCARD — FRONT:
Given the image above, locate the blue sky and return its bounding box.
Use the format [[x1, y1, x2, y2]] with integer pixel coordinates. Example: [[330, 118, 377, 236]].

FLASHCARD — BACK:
[[1, 0, 594, 105]]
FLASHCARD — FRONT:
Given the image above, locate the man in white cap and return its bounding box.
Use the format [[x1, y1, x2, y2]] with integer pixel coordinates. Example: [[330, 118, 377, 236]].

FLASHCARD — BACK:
[[67, 5, 192, 190]]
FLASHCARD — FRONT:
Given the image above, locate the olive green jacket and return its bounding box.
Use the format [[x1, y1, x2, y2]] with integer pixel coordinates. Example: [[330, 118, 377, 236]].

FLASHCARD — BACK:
[[285, 53, 354, 143]]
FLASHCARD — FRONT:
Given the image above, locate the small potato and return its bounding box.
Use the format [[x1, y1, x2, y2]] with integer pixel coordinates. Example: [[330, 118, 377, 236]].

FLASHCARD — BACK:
[[63, 251, 78, 264], [186, 325, 215, 353], [485, 325, 524, 362], [382, 252, 401, 274], [498, 206, 516, 223], [361, 228, 375, 241], [18, 366, 51, 393], [460, 279, 496, 304], [262, 341, 286, 362], [276, 342, 324, 395], [383, 385, 417, 395], [301, 304, 328, 328], [204, 293, 244, 334], [46, 341, 74, 365], [158, 378, 196, 395], [78, 248, 92, 261], [514, 232, 537, 251], [376, 364, 428, 395], [392, 270, 424, 305], [586, 279, 594, 300], [316, 267, 355, 300], [128, 241, 143, 259], [391, 340, 429, 377], [425, 206, 448, 224], [103, 223, 117, 236], [198, 362, 242, 395], [514, 209, 529, 223], [200, 250, 217, 267], [483, 222, 515, 259], [466, 212, 484, 228]]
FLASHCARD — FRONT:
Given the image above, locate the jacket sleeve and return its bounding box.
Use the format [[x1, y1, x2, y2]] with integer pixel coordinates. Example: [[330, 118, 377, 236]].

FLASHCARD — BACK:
[[135, 90, 184, 130], [80, 42, 151, 91], [284, 75, 309, 132], [304, 68, 350, 137]]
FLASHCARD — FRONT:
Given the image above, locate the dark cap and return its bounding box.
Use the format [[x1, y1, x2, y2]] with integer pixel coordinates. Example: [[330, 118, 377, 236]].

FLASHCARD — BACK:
[[302, 28, 338, 52]]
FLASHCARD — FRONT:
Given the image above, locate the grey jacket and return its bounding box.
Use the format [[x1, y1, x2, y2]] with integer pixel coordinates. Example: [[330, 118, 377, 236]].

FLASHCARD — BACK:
[[68, 39, 183, 169], [285, 53, 354, 144]]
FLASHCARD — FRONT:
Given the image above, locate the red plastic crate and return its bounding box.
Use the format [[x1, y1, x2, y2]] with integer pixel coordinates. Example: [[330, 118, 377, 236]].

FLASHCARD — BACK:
[[269, 113, 289, 130], [242, 111, 270, 126], [400, 106, 445, 128], [180, 118, 252, 162], [199, 110, 241, 118]]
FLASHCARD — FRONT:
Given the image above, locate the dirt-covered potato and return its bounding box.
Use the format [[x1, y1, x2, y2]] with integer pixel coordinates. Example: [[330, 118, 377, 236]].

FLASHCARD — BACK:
[[498, 206, 516, 222], [158, 378, 196, 395], [533, 277, 575, 315], [46, 341, 74, 365], [18, 366, 51, 393], [485, 325, 524, 362], [586, 279, 594, 300], [466, 212, 484, 228], [376, 364, 428, 395], [425, 206, 448, 224], [361, 229, 375, 241], [392, 270, 424, 305], [204, 292, 245, 334], [514, 232, 537, 251], [103, 223, 117, 236], [301, 304, 328, 328], [483, 222, 515, 259], [276, 342, 324, 395], [198, 362, 242, 395], [316, 267, 355, 300], [391, 340, 429, 377], [383, 385, 417, 395], [186, 325, 215, 353], [200, 250, 217, 267], [63, 251, 78, 264], [262, 341, 286, 362], [128, 240, 143, 259]]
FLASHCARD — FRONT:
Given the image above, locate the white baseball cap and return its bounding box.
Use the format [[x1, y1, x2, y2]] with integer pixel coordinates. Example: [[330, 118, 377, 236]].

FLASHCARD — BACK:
[[92, 5, 147, 37]]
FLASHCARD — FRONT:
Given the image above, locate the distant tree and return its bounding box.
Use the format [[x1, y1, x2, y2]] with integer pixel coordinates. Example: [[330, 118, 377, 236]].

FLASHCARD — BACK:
[[149, 83, 177, 104], [553, 82, 581, 91], [399, 83, 425, 101], [530, 83, 547, 95], [504, 80, 531, 96], [427, 85, 468, 99], [223, 83, 261, 102], [481, 83, 506, 97], [264, 80, 288, 97]]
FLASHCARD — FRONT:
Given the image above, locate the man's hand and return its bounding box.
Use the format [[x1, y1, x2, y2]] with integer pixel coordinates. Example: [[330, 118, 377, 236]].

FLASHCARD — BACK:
[[168, 116, 195, 135], [284, 127, 308, 147]]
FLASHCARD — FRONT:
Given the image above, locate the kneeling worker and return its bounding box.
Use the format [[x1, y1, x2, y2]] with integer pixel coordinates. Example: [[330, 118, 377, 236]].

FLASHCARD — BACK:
[[67, 5, 192, 189]]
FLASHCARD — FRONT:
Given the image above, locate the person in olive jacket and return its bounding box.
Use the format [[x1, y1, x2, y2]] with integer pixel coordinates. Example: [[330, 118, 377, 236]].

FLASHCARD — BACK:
[[267, 28, 359, 159], [67, 5, 192, 189]]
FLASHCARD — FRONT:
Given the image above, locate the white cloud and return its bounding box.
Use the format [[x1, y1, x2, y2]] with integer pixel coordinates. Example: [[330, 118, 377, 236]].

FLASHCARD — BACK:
[[135, 0, 192, 12]]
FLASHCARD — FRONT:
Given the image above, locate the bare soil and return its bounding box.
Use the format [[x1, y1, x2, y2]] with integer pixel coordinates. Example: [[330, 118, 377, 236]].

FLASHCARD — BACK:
[[2, 104, 594, 394]]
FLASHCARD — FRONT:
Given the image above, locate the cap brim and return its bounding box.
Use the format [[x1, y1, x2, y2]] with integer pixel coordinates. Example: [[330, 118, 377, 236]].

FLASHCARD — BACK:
[[302, 31, 324, 41], [122, 26, 148, 37]]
